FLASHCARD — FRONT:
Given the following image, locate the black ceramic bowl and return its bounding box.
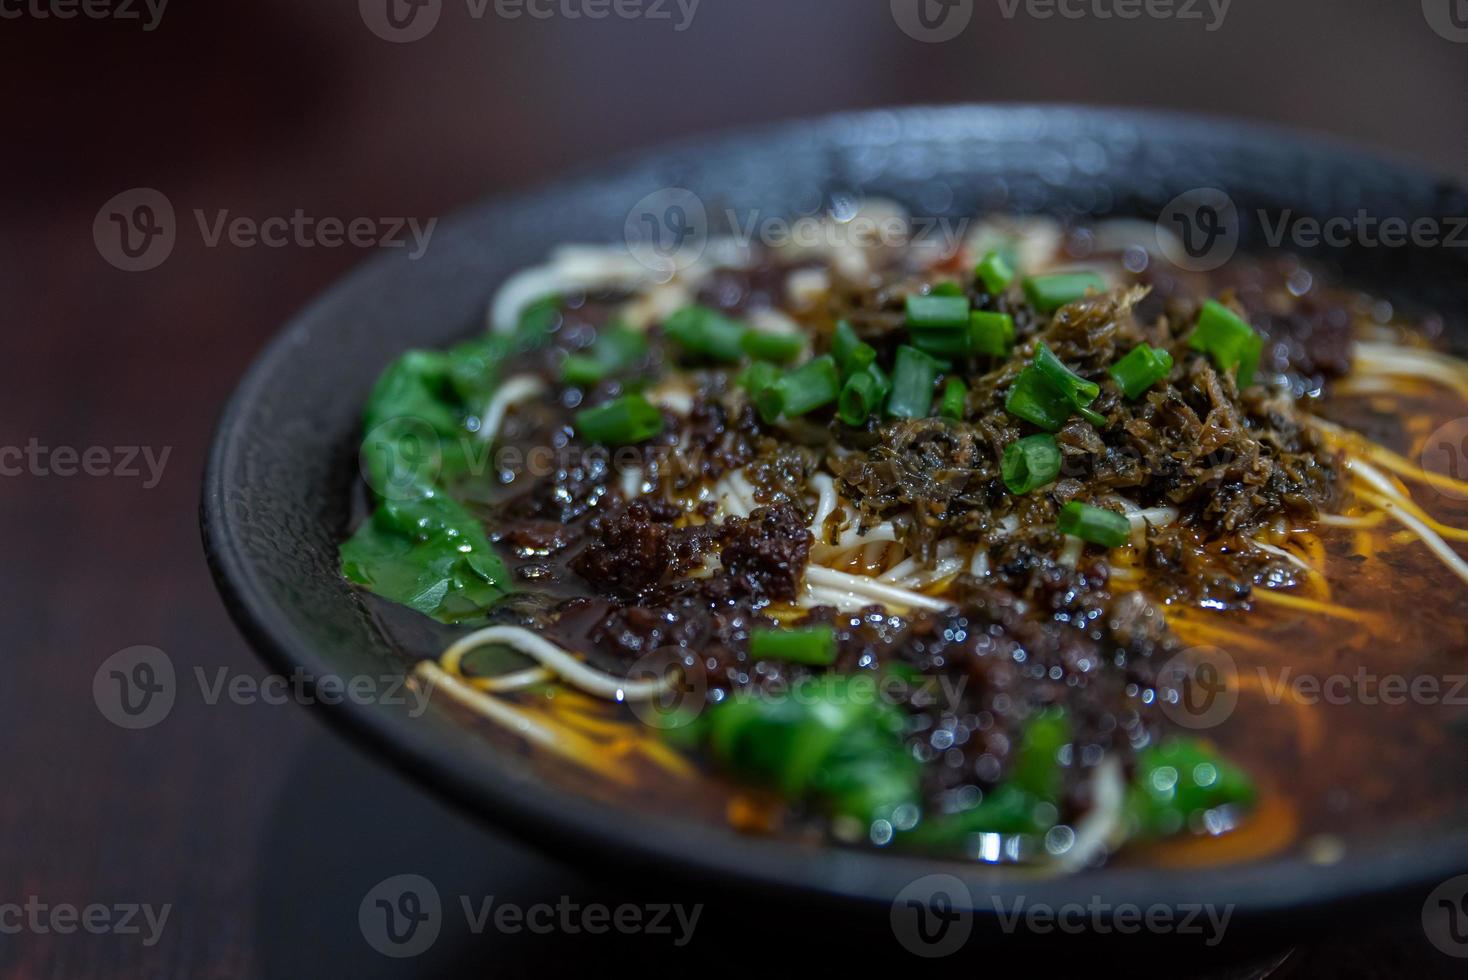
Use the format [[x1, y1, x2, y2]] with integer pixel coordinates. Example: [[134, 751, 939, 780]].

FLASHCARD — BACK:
[[203, 105, 1468, 936]]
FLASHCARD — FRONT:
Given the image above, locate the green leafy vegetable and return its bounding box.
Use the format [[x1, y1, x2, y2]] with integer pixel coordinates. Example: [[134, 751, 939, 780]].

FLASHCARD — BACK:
[[339, 302, 558, 624], [704, 676, 920, 826], [749, 626, 838, 666], [1127, 738, 1257, 838]]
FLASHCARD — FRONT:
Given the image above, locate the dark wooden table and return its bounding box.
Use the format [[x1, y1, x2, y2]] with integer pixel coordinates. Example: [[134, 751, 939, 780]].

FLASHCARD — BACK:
[[4, 2, 1468, 975]]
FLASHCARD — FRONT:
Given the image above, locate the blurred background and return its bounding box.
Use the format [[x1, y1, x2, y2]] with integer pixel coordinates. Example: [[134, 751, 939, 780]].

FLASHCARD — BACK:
[[4, 1, 1468, 976]]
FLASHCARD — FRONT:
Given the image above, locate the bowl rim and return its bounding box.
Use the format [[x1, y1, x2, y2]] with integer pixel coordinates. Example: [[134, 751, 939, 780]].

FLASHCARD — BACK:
[[202, 103, 1468, 925]]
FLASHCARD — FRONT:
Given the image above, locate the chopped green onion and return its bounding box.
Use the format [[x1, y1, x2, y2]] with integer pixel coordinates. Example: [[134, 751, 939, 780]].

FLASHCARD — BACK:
[[930, 281, 966, 298], [739, 361, 785, 424], [574, 394, 664, 445], [738, 360, 780, 395], [1108, 344, 1175, 399], [905, 294, 971, 330], [561, 355, 606, 386], [1057, 501, 1131, 548], [1001, 434, 1061, 494], [1034, 343, 1100, 407], [839, 367, 887, 426], [560, 323, 648, 384], [741, 329, 804, 364], [939, 378, 967, 420], [749, 625, 838, 666], [975, 250, 1016, 294], [1189, 300, 1263, 388], [1023, 272, 1107, 314], [663, 306, 747, 362], [772, 355, 841, 418], [831, 320, 861, 368], [911, 311, 1015, 360], [910, 327, 971, 360], [1076, 404, 1108, 428], [886, 346, 940, 419], [1005, 367, 1072, 432], [969, 310, 1015, 356], [845, 342, 877, 377]]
